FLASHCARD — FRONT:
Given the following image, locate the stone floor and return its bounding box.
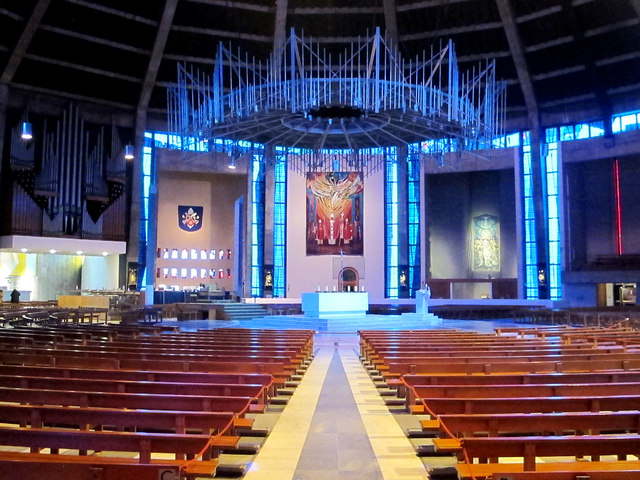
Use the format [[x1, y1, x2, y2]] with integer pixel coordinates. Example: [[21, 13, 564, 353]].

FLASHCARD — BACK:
[[164, 314, 528, 480]]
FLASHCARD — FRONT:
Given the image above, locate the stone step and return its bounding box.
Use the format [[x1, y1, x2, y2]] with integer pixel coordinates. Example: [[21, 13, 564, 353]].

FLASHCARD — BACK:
[[384, 398, 406, 407], [378, 388, 397, 396], [406, 428, 437, 439], [270, 395, 290, 405], [277, 387, 296, 396]]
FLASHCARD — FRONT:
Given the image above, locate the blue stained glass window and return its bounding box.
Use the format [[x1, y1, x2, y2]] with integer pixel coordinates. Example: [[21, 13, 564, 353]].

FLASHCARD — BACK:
[[251, 154, 265, 297], [559, 125, 574, 141], [544, 135, 562, 300], [506, 133, 520, 148], [407, 144, 421, 297], [385, 147, 399, 298], [521, 131, 539, 299], [273, 152, 287, 297], [138, 134, 158, 289], [142, 154, 152, 176], [575, 124, 590, 139], [589, 121, 605, 137]]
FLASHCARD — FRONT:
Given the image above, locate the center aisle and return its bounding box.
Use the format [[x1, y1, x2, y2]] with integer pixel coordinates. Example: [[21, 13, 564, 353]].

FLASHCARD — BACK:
[[243, 333, 428, 480]]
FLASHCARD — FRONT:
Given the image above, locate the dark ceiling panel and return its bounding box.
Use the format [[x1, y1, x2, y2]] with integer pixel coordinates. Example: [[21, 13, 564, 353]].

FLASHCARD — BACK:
[[29, 29, 148, 79], [14, 57, 140, 106], [534, 71, 593, 104], [41, 1, 159, 52], [573, 0, 634, 30], [0, 13, 25, 53], [587, 26, 640, 61], [1, 0, 638, 129]]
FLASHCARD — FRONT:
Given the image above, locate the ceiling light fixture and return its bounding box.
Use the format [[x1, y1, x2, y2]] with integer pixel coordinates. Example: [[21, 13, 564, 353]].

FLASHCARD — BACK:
[[124, 144, 134, 160], [168, 28, 506, 177], [20, 122, 33, 140]]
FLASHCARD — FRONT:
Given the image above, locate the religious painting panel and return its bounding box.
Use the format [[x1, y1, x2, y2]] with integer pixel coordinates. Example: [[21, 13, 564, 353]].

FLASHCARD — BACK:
[[306, 172, 363, 255], [472, 214, 500, 271]]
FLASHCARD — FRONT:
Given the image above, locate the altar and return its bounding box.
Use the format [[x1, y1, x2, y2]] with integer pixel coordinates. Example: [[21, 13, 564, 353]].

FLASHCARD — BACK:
[[301, 292, 369, 317]]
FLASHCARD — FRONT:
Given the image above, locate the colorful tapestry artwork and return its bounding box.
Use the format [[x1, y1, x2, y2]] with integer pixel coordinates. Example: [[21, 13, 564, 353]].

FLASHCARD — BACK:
[[472, 214, 500, 271], [306, 172, 363, 255]]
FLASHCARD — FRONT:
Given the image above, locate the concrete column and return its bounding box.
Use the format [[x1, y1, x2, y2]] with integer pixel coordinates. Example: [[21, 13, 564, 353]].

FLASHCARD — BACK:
[[0, 84, 7, 181]]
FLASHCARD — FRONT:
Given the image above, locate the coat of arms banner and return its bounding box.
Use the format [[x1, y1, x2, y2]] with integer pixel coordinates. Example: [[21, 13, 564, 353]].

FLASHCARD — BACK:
[[178, 206, 203, 232]]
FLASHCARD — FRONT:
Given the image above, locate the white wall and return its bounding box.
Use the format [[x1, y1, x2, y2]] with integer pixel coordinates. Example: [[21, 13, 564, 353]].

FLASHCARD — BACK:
[[81, 255, 120, 290], [286, 168, 385, 301]]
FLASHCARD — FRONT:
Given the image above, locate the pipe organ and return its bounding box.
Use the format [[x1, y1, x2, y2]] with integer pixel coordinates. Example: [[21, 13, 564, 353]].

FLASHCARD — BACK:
[[6, 103, 128, 240]]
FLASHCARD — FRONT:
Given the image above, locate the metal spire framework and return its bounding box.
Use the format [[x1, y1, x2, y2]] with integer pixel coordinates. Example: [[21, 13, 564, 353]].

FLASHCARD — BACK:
[[168, 27, 506, 175]]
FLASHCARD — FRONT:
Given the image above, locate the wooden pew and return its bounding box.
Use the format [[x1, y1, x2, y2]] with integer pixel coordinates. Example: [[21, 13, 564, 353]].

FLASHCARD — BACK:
[[455, 435, 640, 479], [0, 403, 236, 436], [373, 353, 640, 376], [486, 471, 640, 480], [402, 370, 640, 387], [409, 383, 640, 412], [369, 345, 627, 358], [0, 455, 184, 480], [0, 426, 218, 477], [426, 410, 640, 438], [0, 352, 292, 386], [0, 331, 312, 361], [410, 394, 640, 415], [0, 363, 274, 387], [384, 357, 640, 378], [0, 386, 255, 414], [3, 345, 300, 367], [0, 374, 269, 406], [399, 370, 640, 405], [18, 343, 309, 364]]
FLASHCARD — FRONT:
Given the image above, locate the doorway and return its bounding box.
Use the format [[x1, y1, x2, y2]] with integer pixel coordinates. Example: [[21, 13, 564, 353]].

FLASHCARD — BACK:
[[338, 267, 359, 292]]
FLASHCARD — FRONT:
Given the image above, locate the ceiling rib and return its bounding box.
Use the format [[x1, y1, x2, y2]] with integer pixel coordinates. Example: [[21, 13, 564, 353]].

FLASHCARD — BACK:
[[273, 0, 288, 53], [560, 0, 612, 135], [187, 0, 274, 13], [137, 0, 178, 117], [1, 0, 51, 84], [495, 0, 539, 123], [383, 0, 399, 45], [171, 24, 272, 43]]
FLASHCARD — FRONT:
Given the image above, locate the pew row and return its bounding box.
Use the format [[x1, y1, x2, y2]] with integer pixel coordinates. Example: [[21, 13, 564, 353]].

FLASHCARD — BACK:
[[0, 386, 255, 415], [408, 382, 640, 412], [426, 410, 640, 452], [0, 352, 293, 387], [453, 435, 640, 479], [0, 426, 218, 478]]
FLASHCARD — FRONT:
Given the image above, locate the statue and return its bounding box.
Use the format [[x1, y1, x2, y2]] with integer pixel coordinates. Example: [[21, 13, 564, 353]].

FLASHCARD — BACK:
[[416, 282, 431, 315]]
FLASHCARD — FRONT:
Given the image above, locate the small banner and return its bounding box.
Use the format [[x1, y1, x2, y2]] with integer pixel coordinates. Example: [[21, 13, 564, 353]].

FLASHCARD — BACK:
[[178, 205, 203, 232]]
